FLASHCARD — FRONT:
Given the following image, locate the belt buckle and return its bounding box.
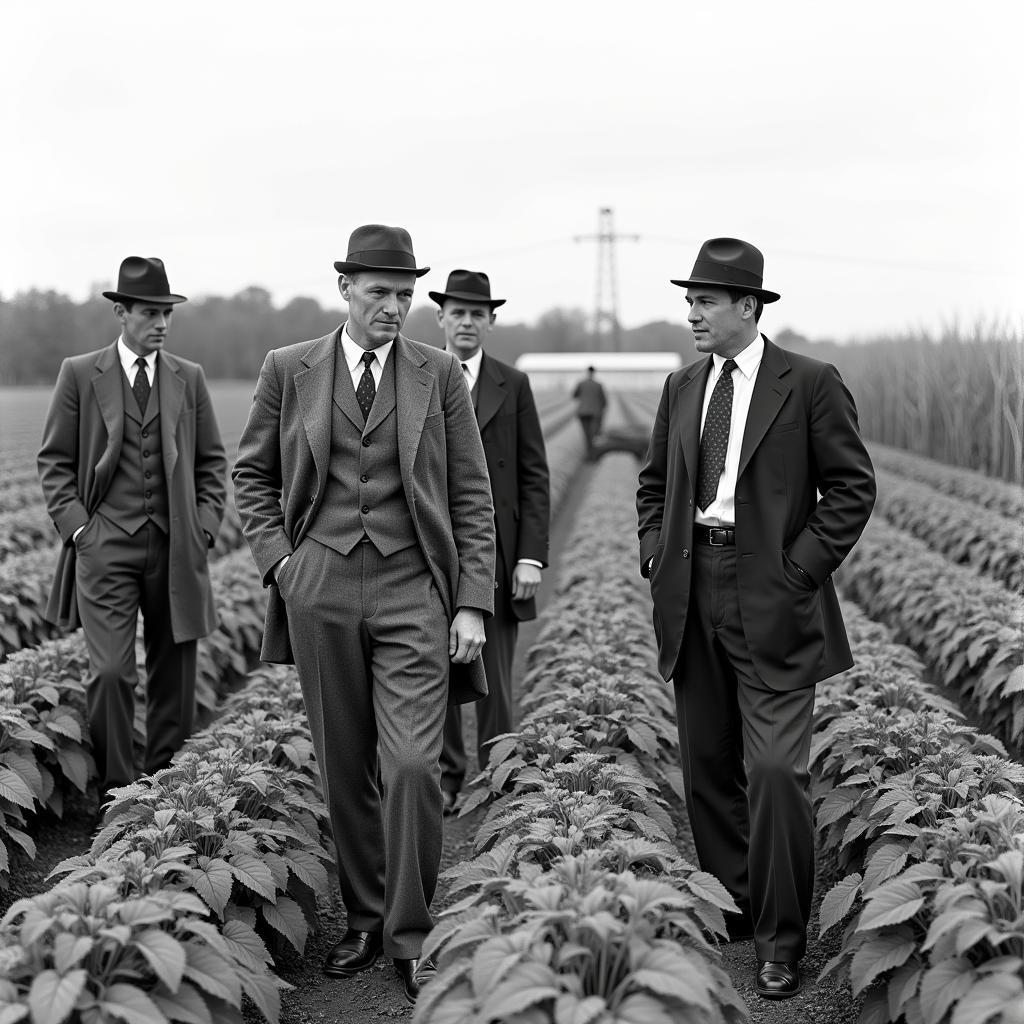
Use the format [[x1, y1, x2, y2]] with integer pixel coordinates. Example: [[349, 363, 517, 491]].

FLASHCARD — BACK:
[[709, 527, 729, 547]]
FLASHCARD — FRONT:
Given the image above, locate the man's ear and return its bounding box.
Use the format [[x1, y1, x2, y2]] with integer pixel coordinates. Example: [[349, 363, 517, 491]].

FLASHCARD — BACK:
[[488, 313, 496, 331], [436, 307, 445, 327], [337, 275, 350, 302]]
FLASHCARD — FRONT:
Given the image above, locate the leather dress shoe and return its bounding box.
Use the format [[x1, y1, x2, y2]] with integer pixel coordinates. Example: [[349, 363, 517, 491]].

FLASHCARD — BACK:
[[441, 789, 458, 816], [323, 929, 383, 977], [755, 960, 802, 999], [394, 957, 436, 1004]]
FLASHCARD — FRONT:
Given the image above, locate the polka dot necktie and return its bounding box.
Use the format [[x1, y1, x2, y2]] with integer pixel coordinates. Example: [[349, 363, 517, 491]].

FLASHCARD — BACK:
[[356, 350, 376, 422], [132, 356, 151, 414], [696, 358, 737, 511]]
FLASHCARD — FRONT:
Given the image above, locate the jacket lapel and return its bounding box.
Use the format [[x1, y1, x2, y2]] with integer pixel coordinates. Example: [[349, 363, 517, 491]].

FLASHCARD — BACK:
[[156, 351, 185, 481], [90, 343, 125, 501], [294, 329, 339, 492], [677, 359, 710, 488], [395, 335, 433, 496], [737, 336, 791, 480], [476, 353, 506, 432]]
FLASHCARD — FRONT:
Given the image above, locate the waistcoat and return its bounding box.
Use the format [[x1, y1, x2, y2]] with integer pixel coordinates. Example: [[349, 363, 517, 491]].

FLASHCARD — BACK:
[[306, 348, 417, 557], [97, 367, 170, 534]]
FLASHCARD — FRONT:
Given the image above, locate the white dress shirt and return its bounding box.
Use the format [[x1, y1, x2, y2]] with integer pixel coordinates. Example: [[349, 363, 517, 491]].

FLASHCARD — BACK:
[[340, 324, 392, 389], [458, 349, 483, 391], [117, 336, 157, 386], [694, 334, 764, 528]]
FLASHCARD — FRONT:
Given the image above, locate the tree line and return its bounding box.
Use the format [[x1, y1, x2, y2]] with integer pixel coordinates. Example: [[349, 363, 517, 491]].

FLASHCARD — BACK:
[[1, 287, 1019, 484]]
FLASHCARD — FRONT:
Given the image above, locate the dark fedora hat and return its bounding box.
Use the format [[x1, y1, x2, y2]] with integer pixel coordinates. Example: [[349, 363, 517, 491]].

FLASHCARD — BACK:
[[333, 223, 429, 278], [670, 237, 780, 303], [428, 269, 506, 309], [102, 256, 187, 304]]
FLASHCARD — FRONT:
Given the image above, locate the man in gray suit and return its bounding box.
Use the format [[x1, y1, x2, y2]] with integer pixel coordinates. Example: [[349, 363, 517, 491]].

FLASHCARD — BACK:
[[232, 225, 495, 1005], [38, 257, 227, 817], [572, 366, 607, 460]]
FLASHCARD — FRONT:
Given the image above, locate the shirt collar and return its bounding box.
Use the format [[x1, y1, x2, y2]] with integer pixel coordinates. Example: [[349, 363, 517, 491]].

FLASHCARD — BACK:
[[116, 336, 157, 375], [713, 333, 764, 379], [341, 322, 393, 371], [459, 349, 484, 378]]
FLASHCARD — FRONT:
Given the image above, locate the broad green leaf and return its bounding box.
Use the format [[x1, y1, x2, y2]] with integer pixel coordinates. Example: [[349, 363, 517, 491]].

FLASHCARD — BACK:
[[98, 985, 165, 1024], [226, 854, 276, 901], [0, 1005, 29, 1024], [478, 963, 560, 1022], [151, 983, 213, 1024], [27, 969, 87, 1024], [553, 994, 607, 1024], [851, 933, 916, 996], [191, 858, 234, 918], [951, 972, 1024, 1024], [612, 992, 680, 1024], [133, 928, 187, 993], [862, 842, 910, 892], [260, 897, 308, 954], [820, 873, 862, 935], [183, 943, 242, 1007], [858, 879, 926, 931], [221, 919, 273, 970], [0, 768, 35, 810], [918, 956, 974, 1022]]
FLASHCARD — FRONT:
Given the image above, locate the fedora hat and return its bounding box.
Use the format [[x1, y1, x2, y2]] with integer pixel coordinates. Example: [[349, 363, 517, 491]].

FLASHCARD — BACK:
[[333, 223, 429, 278], [428, 269, 506, 309], [670, 237, 780, 303], [102, 256, 187, 304]]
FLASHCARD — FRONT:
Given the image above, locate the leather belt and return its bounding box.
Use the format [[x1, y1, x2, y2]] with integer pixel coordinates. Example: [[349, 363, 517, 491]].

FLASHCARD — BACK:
[[694, 524, 735, 546]]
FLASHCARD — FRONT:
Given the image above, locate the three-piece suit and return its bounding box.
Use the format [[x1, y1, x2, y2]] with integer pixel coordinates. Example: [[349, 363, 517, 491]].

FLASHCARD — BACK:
[[38, 342, 226, 792], [231, 326, 495, 958]]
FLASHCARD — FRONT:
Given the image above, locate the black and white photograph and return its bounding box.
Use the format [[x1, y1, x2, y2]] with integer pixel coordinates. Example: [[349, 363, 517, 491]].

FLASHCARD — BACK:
[[0, 2, 1021, 1022]]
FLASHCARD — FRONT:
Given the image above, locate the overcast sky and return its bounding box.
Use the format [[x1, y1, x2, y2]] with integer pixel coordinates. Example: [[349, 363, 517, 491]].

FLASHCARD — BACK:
[[2, 0, 1020, 341]]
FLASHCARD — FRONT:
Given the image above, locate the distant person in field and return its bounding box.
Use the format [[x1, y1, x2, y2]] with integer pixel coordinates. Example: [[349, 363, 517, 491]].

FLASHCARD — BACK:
[[37, 256, 227, 823], [636, 237, 875, 1000], [231, 225, 495, 1006], [572, 365, 607, 460], [429, 269, 550, 814]]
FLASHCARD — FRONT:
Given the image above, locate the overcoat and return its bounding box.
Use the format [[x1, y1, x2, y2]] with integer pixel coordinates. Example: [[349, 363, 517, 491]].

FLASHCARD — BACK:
[[231, 328, 496, 704], [637, 336, 876, 690], [475, 353, 549, 621], [37, 343, 226, 642]]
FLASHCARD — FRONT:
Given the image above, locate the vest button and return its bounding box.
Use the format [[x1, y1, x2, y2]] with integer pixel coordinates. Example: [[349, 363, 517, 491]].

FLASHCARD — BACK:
[[145, 471, 152, 479], [498, 459, 505, 467], [360, 474, 368, 482], [143, 450, 150, 457], [146, 507, 154, 514], [362, 438, 371, 447], [361, 505, 370, 514], [141, 430, 148, 438], [145, 490, 152, 498]]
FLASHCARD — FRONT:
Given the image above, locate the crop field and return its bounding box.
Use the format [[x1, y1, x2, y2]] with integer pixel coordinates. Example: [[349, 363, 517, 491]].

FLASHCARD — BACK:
[[0, 377, 1021, 1024]]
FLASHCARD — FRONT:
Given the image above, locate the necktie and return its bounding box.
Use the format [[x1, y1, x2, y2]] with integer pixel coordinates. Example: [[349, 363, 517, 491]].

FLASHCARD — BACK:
[[132, 356, 151, 414], [356, 350, 376, 421], [696, 358, 737, 512]]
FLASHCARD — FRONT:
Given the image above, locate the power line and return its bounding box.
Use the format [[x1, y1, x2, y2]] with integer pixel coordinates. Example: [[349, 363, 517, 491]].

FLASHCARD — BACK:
[[574, 207, 640, 351]]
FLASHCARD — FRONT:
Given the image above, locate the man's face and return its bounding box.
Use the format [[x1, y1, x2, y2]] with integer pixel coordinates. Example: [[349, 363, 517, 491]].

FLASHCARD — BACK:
[[117, 302, 174, 357], [437, 299, 495, 359], [685, 287, 754, 358], [340, 270, 416, 348]]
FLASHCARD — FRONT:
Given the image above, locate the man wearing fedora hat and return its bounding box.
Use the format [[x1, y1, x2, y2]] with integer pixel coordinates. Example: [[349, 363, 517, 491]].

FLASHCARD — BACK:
[[429, 270, 550, 811], [37, 256, 227, 816], [232, 226, 495, 1004], [636, 238, 875, 998]]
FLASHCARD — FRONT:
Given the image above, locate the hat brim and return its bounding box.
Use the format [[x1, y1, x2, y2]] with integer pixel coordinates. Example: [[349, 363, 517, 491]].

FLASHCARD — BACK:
[[102, 291, 188, 304], [428, 290, 505, 309], [334, 260, 430, 278], [669, 277, 780, 303]]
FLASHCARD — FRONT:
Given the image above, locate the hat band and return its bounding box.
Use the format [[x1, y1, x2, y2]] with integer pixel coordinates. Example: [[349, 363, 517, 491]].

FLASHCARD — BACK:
[[689, 258, 764, 289], [346, 248, 418, 267]]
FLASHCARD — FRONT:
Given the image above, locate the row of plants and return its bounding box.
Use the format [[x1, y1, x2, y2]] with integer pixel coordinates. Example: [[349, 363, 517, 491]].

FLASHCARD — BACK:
[[414, 453, 748, 1024], [810, 599, 1024, 1024], [0, 662, 333, 1024], [837, 519, 1024, 750], [0, 481, 42, 514], [872, 469, 1023, 593], [868, 442, 1024, 520], [0, 547, 268, 882]]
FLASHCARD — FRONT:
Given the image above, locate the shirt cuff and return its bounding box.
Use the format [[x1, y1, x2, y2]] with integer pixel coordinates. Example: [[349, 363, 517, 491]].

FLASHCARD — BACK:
[[517, 558, 543, 568]]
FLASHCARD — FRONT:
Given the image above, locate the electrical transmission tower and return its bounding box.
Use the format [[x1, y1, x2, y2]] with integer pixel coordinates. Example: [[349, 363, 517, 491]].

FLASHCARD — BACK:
[[574, 207, 640, 351]]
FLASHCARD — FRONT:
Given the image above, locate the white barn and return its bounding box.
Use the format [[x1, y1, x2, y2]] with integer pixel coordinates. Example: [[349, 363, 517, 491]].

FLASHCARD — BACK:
[[514, 351, 682, 391]]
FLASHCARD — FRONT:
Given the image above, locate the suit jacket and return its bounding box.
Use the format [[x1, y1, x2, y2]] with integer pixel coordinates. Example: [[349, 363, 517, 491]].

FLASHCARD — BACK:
[[572, 377, 607, 417], [231, 327, 496, 704], [475, 353, 550, 622], [637, 336, 876, 691], [37, 343, 227, 642]]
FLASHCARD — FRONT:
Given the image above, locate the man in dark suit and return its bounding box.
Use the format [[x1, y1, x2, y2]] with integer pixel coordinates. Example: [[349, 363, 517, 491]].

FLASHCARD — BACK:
[[572, 366, 607, 460], [37, 256, 227, 814], [232, 226, 495, 1005], [429, 270, 550, 811], [636, 238, 875, 999]]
